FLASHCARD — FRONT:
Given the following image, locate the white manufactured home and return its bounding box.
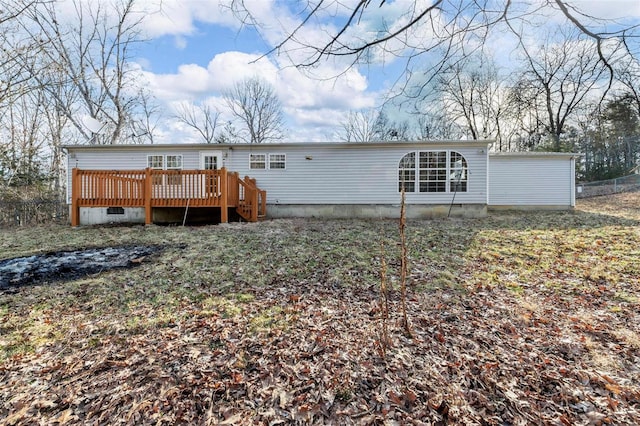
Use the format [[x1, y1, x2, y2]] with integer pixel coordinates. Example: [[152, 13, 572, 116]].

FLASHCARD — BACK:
[[63, 141, 579, 226]]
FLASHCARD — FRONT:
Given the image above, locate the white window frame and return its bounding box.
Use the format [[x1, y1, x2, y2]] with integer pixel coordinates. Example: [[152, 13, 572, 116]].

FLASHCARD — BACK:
[[166, 155, 183, 170], [419, 151, 447, 193], [268, 153, 286, 169], [250, 153, 267, 169], [165, 155, 183, 185], [398, 150, 468, 194], [147, 154, 183, 185], [147, 155, 164, 170], [449, 151, 468, 192], [398, 152, 416, 192]]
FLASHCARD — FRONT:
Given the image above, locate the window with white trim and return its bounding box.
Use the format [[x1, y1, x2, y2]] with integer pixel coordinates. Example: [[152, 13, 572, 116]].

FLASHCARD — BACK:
[[148, 155, 164, 185], [398, 151, 468, 193], [250, 153, 286, 169], [420, 151, 447, 192], [165, 155, 183, 185], [250, 154, 266, 169], [269, 153, 286, 169], [449, 151, 468, 192], [398, 152, 416, 192], [147, 154, 183, 185], [166, 155, 182, 169], [148, 155, 163, 169]]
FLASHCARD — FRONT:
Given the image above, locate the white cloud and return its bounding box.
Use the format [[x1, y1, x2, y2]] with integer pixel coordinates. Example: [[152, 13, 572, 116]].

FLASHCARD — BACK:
[[565, 0, 640, 20], [140, 0, 240, 37], [140, 49, 378, 142]]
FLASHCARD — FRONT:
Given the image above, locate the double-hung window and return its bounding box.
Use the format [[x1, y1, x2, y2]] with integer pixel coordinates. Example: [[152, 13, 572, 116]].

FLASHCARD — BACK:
[[250, 153, 286, 170], [148, 155, 164, 185], [147, 154, 183, 185], [165, 155, 183, 185], [250, 154, 267, 169], [269, 154, 286, 169]]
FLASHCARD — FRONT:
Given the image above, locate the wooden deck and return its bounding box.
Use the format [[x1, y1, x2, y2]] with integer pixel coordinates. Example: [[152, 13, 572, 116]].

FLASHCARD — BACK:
[[70, 168, 266, 226]]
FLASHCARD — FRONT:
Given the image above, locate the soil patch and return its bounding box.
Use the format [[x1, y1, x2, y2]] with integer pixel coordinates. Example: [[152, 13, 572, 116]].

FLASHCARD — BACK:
[[0, 245, 163, 291]]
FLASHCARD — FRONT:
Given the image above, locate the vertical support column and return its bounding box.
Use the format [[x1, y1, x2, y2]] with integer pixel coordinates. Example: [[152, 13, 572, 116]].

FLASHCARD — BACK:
[[145, 167, 153, 225], [260, 190, 267, 218], [220, 167, 228, 223], [71, 168, 80, 227], [251, 187, 258, 222]]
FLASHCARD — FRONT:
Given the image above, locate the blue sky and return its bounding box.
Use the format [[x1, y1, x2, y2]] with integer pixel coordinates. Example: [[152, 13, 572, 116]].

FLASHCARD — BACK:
[[114, 0, 640, 143]]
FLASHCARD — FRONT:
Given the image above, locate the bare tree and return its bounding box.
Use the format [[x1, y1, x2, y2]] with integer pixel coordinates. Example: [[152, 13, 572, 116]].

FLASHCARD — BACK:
[[433, 54, 507, 143], [21, 0, 146, 144], [340, 109, 411, 142], [373, 111, 411, 141], [616, 56, 640, 119], [230, 1, 634, 101], [131, 88, 161, 144], [340, 109, 378, 142], [512, 29, 610, 151], [174, 102, 221, 144], [415, 111, 463, 141], [223, 77, 284, 144], [0, 1, 43, 105]]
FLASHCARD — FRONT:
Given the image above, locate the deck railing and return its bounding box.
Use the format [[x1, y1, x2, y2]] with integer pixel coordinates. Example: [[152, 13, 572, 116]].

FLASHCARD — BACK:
[[71, 167, 265, 226], [236, 176, 267, 222]]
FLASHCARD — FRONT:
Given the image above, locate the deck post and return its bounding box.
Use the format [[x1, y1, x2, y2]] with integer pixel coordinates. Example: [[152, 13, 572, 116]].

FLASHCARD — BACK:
[[144, 168, 152, 225], [260, 190, 267, 218], [71, 168, 80, 227], [220, 167, 228, 223]]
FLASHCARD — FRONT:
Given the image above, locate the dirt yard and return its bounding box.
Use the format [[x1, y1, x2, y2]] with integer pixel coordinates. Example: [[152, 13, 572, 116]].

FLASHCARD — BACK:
[[1, 193, 639, 425]]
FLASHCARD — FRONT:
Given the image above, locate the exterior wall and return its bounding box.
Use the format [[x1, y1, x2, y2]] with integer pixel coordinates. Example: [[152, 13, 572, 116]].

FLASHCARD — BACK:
[[226, 142, 488, 206], [64, 143, 580, 222], [66, 147, 208, 203], [488, 154, 577, 208], [65, 141, 490, 208]]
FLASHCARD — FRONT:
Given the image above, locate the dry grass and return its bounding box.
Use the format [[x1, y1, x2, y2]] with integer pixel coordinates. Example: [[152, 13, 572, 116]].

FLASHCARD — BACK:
[[1, 193, 639, 424]]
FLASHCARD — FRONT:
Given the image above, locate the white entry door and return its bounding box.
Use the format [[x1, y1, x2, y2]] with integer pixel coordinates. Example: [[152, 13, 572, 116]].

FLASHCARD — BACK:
[[199, 151, 223, 196], [200, 151, 223, 170]]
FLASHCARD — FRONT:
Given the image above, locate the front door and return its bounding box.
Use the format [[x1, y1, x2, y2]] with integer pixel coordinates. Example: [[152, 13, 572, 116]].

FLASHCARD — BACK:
[[200, 151, 223, 170], [200, 151, 223, 196]]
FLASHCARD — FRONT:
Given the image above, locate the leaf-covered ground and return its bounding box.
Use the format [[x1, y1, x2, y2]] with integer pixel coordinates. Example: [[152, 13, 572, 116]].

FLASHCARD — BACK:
[[1, 193, 639, 425]]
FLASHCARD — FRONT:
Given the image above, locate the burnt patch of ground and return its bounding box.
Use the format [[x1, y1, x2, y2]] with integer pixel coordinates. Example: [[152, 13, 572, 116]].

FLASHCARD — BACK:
[[0, 245, 164, 291]]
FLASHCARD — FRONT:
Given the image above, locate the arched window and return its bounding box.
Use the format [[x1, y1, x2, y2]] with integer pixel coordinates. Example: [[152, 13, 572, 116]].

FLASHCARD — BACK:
[[449, 151, 468, 192], [398, 152, 415, 192], [398, 151, 468, 193]]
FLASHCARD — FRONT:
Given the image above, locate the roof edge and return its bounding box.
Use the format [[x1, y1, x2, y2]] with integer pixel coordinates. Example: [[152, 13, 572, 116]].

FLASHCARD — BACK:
[[490, 152, 583, 158], [62, 140, 494, 150]]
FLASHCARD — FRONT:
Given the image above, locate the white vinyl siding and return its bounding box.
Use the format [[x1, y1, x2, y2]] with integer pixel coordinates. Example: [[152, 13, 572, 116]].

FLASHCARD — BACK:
[[67, 150, 202, 203], [226, 144, 488, 205], [65, 142, 489, 206], [488, 155, 575, 206]]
